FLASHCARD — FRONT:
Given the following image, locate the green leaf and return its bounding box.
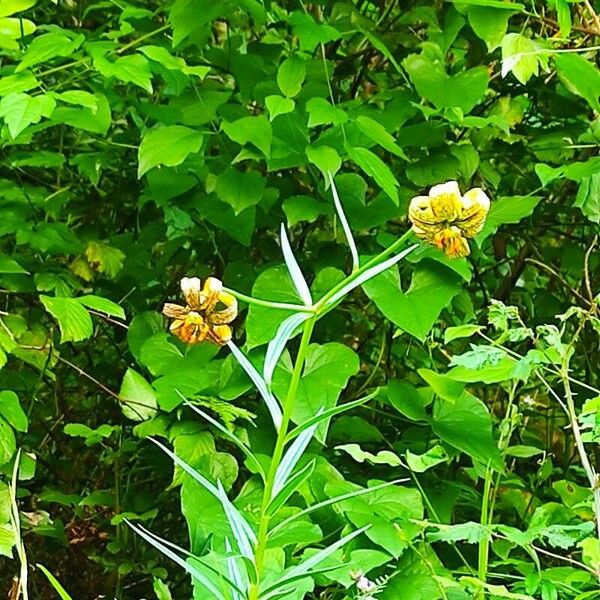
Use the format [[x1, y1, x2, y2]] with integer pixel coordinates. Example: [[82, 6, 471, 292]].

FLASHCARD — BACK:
[[403, 51, 489, 113], [0, 417, 15, 465], [306, 97, 347, 127], [84, 241, 125, 278], [64, 423, 119, 446], [215, 168, 265, 214], [467, 6, 517, 51], [363, 261, 463, 341], [355, 116, 407, 159], [555, 53, 600, 112], [501, 33, 540, 84], [40, 296, 93, 343], [36, 565, 74, 600], [0, 391, 26, 432], [75, 295, 125, 320], [306, 144, 341, 179], [0, 92, 56, 138], [449, 344, 507, 370], [0, 71, 38, 95], [265, 95, 295, 121], [245, 265, 301, 348], [0, 0, 36, 17], [0, 255, 27, 274], [272, 342, 360, 442], [138, 125, 204, 177], [478, 195, 542, 239], [405, 445, 448, 472], [345, 145, 399, 204], [119, 368, 158, 421], [222, 115, 272, 158], [50, 92, 111, 134], [574, 174, 600, 223], [138, 45, 209, 78], [337, 443, 402, 467], [446, 0, 523, 8], [419, 369, 503, 470], [17, 32, 84, 71], [277, 54, 305, 98], [444, 324, 484, 344]]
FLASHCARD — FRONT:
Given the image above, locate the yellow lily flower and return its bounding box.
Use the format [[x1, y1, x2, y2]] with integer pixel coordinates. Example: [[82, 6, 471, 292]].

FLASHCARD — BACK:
[[408, 181, 490, 258], [162, 277, 238, 346]]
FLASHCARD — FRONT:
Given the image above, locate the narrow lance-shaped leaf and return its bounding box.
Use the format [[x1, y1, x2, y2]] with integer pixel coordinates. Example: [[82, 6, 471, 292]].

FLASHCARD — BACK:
[[280, 224, 313, 307], [129, 521, 246, 594], [261, 526, 370, 599], [268, 459, 316, 516], [225, 538, 245, 600], [272, 414, 321, 498], [285, 389, 380, 443], [126, 521, 227, 600], [264, 312, 312, 386], [324, 244, 418, 307], [227, 341, 283, 431], [216, 480, 257, 561], [270, 478, 408, 536], [182, 397, 265, 478], [328, 172, 359, 272]]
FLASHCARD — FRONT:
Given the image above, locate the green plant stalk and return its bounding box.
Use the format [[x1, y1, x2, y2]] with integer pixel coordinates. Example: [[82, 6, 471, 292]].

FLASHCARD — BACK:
[[226, 230, 415, 316], [248, 317, 316, 600], [477, 465, 493, 599]]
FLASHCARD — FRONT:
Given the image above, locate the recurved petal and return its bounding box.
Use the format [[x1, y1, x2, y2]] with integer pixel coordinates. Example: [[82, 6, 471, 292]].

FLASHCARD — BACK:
[[207, 290, 238, 325], [458, 188, 491, 237], [429, 181, 463, 221], [408, 195, 437, 226], [181, 277, 203, 309], [162, 303, 190, 319], [199, 277, 223, 312], [207, 324, 232, 346]]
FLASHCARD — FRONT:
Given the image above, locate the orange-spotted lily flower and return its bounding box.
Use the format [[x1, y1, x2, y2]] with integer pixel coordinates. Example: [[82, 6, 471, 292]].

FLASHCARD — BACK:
[[162, 277, 237, 346], [408, 181, 490, 258]]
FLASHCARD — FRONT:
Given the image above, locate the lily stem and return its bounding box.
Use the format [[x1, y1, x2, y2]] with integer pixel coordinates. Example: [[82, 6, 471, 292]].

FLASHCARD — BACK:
[[248, 317, 316, 600]]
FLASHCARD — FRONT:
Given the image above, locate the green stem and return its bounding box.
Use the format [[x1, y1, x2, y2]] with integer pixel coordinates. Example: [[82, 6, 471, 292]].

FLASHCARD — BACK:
[[315, 230, 415, 313], [224, 288, 315, 313], [248, 317, 316, 600], [477, 465, 493, 598]]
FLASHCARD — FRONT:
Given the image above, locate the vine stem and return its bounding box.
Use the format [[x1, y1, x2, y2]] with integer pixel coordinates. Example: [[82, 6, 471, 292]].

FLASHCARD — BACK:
[[248, 317, 316, 600]]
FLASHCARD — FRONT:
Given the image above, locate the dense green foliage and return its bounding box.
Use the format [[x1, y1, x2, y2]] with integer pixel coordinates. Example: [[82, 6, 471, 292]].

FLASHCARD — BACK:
[[1, 0, 599, 598]]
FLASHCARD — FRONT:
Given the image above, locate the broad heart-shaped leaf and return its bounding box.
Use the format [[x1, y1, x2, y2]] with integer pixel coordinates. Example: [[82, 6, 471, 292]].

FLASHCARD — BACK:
[[265, 95, 295, 121], [363, 260, 463, 342], [138, 125, 204, 177], [555, 53, 600, 113], [215, 168, 265, 215], [418, 369, 503, 471], [276, 54, 305, 98], [403, 51, 489, 113], [245, 265, 302, 349], [477, 195, 542, 240], [272, 342, 359, 443], [0, 92, 55, 138], [345, 145, 399, 205], [306, 145, 341, 179], [467, 6, 517, 51], [221, 115, 272, 158], [119, 368, 158, 421], [40, 296, 93, 343]]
